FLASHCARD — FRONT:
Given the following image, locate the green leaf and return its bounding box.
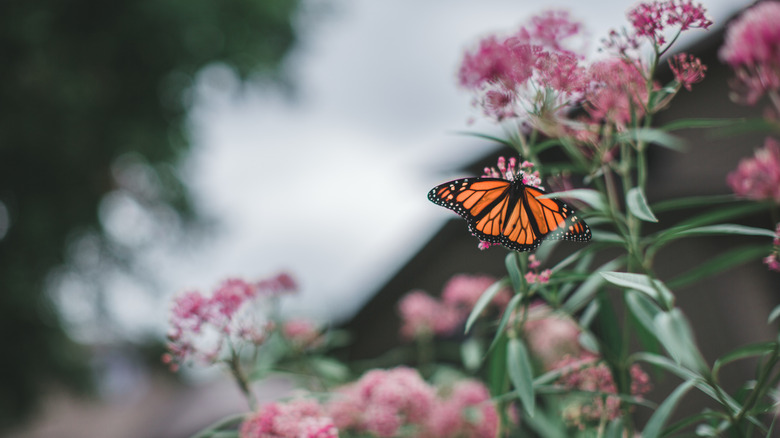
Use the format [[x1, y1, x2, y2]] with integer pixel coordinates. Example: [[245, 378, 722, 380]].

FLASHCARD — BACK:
[[713, 341, 777, 378], [465, 277, 510, 334], [671, 224, 777, 239], [651, 194, 738, 213], [563, 258, 625, 313], [506, 252, 524, 293], [713, 117, 780, 137], [642, 380, 697, 438], [770, 305, 780, 323], [539, 188, 607, 212], [660, 117, 744, 132], [617, 128, 686, 151], [507, 337, 536, 416], [652, 203, 772, 245], [191, 414, 246, 438], [309, 356, 351, 383], [625, 290, 663, 335], [601, 271, 675, 309], [605, 418, 625, 438], [626, 187, 658, 222], [591, 230, 626, 245], [461, 337, 484, 372], [667, 245, 770, 289], [488, 335, 508, 397], [593, 291, 623, 363], [489, 293, 523, 354], [654, 309, 709, 374]]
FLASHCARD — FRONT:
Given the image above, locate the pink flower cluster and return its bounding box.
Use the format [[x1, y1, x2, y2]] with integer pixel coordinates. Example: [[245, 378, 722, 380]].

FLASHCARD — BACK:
[[727, 137, 780, 204], [765, 223, 780, 272], [719, 2, 780, 106], [458, 10, 588, 122], [241, 398, 338, 438], [524, 255, 552, 285], [326, 367, 498, 438], [459, 5, 711, 133], [281, 319, 324, 350], [398, 274, 511, 340], [163, 273, 297, 370], [553, 353, 651, 429], [626, 0, 711, 46], [523, 301, 581, 369]]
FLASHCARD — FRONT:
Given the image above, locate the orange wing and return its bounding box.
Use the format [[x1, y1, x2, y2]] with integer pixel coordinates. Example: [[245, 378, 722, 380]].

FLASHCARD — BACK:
[[429, 177, 591, 252]]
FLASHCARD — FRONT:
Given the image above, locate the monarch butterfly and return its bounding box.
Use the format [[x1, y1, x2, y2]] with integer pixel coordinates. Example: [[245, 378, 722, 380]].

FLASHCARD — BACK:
[[428, 175, 591, 251]]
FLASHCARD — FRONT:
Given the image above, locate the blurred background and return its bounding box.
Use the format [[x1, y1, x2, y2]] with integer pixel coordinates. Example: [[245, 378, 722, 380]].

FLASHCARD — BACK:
[[0, 1, 768, 437]]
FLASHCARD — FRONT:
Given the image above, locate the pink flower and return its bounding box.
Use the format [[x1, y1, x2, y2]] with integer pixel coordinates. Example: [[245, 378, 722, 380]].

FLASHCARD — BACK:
[[282, 319, 323, 349], [524, 303, 582, 369], [669, 53, 706, 91], [627, 0, 712, 46], [727, 137, 780, 203], [553, 353, 651, 428], [584, 58, 649, 128], [241, 398, 338, 438], [441, 274, 511, 317], [719, 2, 780, 106], [397, 290, 461, 339], [524, 269, 551, 285], [257, 272, 298, 296], [164, 273, 295, 370], [326, 367, 436, 437], [425, 380, 499, 438]]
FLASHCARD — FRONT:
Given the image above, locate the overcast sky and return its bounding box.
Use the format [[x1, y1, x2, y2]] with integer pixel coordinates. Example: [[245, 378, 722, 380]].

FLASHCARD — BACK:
[[54, 0, 754, 341]]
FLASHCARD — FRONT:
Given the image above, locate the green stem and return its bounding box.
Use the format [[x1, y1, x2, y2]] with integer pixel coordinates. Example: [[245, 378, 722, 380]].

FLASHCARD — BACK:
[[228, 347, 257, 411]]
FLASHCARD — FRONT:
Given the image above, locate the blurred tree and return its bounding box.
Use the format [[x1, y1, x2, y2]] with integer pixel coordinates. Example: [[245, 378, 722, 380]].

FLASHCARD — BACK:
[[0, 0, 301, 429]]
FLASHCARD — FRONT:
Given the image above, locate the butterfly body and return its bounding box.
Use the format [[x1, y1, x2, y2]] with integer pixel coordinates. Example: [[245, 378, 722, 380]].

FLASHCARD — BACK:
[[428, 176, 591, 251]]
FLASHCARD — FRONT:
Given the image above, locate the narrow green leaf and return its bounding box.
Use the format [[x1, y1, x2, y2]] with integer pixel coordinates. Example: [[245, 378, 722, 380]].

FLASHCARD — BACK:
[[660, 117, 743, 131], [672, 224, 777, 238], [591, 230, 626, 245], [191, 414, 246, 438], [563, 258, 625, 313], [626, 187, 658, 222], [539, 188, 607, 212], [605, 418, 624, 438], [506, 252, 524, 293], [713, 117, 780, 137], [507, 337, 536, 416], [601, 271, 675, 309], [593, 291, 623, 363], [488, 335, 508, 397], [667, 245, 770, 289], [713, 341, 777, 378], [522, 404, 568, 438], [309, 357, 351, 383], [653, 203, 772, 244], [579, 300, 600, 329], [618, 128, 686, 151], [654, 309, 709, 374], [769, 305, 780, 323], [488, 293, 523, 354], [465, 277, 510, 334], [651, 194, 737, 213], [642, 380, 697, 438], [625, 290, 663, 335]]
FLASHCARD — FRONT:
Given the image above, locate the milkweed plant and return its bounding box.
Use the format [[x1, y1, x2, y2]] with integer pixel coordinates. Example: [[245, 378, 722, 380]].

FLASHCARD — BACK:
[[165, 2, 780, 437]]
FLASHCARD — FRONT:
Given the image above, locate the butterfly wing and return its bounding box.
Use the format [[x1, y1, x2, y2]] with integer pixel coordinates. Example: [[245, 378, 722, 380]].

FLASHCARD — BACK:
[[519, 185, 592, 243], [429, 177, 591, 252], [427, 177, 515, 246]]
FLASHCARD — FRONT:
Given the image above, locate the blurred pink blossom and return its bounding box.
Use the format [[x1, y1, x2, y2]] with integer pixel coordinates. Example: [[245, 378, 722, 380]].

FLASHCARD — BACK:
[[425, 380, 499, 438], [282, 319, 323, 349], [164, 273, 295, 370], [326, 367, 436, 437], [719, 2, 780, 106], [441, 273, 511, 317], [584, 58, 650, 128], [397, 290, 461, 340], [553, 353, 651, 428], [241, 398, 338, 438], [727, 137, 780, 203], [524, 303, 582, 369]]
